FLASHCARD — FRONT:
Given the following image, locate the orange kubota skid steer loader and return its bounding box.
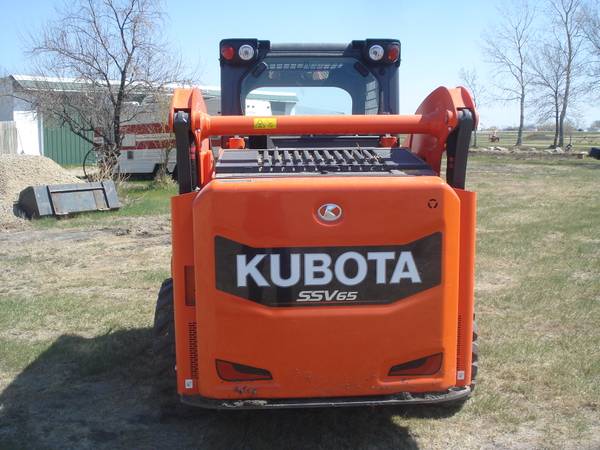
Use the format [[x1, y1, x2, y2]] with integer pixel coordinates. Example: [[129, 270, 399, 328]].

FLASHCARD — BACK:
[[154, 39, 478, 409]]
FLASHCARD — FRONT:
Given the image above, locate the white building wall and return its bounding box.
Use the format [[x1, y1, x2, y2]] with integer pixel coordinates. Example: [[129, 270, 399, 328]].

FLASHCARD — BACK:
[[12, 95, 41, 156], [0, 78, 15, 121], [0, 77, 42, 155], [13, 110, 41, 155]]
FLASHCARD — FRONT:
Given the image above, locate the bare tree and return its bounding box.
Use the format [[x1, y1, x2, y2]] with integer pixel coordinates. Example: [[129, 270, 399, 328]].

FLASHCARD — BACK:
[[484, 0, 535, 146], [529, 42, 585, 148], [547, 0, 586, 148], [25, 0, 187, 175], [529, 42, 566, 147], [459, 67, 486, 147], [579, 1, 600, 92]]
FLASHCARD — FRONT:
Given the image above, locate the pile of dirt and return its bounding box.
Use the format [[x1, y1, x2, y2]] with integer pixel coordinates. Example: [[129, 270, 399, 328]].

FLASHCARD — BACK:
[[0, 155, 81, 230]]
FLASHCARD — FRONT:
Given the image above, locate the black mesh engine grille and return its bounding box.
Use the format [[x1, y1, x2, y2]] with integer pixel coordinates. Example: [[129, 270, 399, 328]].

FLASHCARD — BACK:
[[215, 147, 435, 177]]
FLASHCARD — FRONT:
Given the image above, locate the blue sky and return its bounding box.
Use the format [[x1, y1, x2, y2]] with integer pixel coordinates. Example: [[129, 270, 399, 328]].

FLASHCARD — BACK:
[[1, 0, 598, 127]]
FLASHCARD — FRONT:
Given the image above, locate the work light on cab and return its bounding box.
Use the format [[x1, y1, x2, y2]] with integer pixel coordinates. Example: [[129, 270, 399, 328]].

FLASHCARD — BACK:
[[238, 44, 255, 61], [368, 44, 385, 61]]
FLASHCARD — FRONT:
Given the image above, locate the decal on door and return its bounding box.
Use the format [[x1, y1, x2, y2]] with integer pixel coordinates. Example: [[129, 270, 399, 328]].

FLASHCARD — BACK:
[[214, 233, 442, 306]]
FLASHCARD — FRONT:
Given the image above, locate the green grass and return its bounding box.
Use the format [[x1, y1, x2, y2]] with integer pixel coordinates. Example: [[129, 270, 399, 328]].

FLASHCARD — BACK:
[[115, 180, 177, 216], [0, 154, 599, 449], [467, 155, 600, 429]]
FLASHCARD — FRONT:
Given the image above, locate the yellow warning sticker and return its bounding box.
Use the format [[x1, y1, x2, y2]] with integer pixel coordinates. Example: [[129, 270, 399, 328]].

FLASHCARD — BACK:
[[253, 117, 277, 129]]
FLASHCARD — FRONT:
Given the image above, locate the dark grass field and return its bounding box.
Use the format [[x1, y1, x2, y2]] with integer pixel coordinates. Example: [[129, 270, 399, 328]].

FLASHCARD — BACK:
[[0, 154, 598, 449]]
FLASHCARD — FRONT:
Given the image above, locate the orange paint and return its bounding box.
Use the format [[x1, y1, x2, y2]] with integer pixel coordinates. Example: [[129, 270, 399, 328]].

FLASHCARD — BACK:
[[168, 84, 478, 404]]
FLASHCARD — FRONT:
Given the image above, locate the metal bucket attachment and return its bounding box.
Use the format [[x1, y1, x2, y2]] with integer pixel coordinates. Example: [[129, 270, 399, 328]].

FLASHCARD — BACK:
[[18, 181, 121, 218]]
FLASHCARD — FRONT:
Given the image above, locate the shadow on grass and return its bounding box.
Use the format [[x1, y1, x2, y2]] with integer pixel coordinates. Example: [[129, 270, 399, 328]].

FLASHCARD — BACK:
[[0, 329, 461, 449]]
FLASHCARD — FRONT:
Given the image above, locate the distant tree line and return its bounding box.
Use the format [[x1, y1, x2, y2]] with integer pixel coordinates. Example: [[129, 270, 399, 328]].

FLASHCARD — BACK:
[[461, 0, 600, 149]]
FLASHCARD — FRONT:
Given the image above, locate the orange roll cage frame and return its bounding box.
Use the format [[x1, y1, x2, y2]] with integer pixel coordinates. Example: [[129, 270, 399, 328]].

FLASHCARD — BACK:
[[169, 85, 478, 184]]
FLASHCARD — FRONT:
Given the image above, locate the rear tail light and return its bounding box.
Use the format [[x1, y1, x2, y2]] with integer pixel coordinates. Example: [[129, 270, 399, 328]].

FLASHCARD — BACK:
[[388, 353, 443, 376], [220, 45, 235, 60], [238, 44, 255, 61], [216, 360, 272, 381], [387, 44, 400, 63], [368, 44, 385, 61]]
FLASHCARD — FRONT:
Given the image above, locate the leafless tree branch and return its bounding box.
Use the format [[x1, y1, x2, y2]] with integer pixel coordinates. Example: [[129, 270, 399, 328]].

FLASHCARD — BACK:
[[483, 0, 535, 145], [459, 67, 487, 146], [24, 0, 192, 175], [545, 0, 585, 148]]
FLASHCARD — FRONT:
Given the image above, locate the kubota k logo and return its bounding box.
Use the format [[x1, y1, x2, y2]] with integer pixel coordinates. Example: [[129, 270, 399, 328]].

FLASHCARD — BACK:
[[317, 203, 342, 222]]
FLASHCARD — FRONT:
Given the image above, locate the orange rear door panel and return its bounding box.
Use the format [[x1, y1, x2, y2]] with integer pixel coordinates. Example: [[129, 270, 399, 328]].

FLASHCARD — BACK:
[[192, 176, 461, 399]]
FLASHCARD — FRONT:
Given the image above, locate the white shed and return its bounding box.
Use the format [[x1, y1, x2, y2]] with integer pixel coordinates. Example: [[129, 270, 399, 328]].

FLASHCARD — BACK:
[[0, 75, 43, 155]]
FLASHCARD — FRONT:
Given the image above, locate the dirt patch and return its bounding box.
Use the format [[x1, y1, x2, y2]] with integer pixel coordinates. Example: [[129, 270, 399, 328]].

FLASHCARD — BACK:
[[0, 215, 171, 347], [0, 155, 81, 230]]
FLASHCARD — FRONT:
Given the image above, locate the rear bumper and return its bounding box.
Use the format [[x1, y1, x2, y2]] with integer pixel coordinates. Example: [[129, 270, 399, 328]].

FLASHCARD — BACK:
[[180, 386, 471, 410]]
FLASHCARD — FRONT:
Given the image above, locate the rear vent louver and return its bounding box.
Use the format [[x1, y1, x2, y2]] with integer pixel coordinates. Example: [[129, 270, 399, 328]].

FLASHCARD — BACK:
[[188, 322, 198, 379], [456, 314, 465, 372]]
